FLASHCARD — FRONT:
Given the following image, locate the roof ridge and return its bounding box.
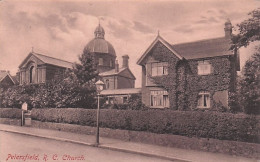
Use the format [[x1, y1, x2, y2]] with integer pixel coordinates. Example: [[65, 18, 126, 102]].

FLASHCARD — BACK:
[[33, 52, 74, 64], [172, 37, 231, 46]]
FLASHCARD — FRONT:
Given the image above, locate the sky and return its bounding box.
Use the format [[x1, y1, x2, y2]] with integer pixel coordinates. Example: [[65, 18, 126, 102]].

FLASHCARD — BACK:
[[0, 0, 259, 87]]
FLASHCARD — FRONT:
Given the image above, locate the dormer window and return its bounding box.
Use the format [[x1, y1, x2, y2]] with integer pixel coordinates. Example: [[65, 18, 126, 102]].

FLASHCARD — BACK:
[[198, 60, 212, 75], [151, 62, 168, 76]]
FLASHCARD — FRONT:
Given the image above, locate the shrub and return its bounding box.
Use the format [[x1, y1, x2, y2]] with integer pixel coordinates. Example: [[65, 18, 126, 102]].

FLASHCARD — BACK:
[[0, 108, 22, 119], [104, 94, 149, 110], [31, 108, 260, 143]]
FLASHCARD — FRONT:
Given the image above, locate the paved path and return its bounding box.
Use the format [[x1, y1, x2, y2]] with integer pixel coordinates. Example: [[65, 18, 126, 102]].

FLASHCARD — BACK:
[[0, 124, 257, 162], [0, 131, 174, 162]]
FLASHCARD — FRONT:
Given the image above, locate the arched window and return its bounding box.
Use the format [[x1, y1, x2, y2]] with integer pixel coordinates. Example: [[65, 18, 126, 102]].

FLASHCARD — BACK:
[[110, 59, 113, 67], [30, 66, 34, 83], [106, 79, 109, 89]]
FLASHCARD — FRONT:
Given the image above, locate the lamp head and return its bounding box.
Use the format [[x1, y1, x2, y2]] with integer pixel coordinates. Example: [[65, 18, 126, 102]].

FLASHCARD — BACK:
[[95, 80, 105, 93]]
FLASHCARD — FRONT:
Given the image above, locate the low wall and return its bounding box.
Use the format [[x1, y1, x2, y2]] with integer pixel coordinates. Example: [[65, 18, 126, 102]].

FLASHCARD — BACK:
[[0, 118, 21, 126], [31, 120, 260, 159]]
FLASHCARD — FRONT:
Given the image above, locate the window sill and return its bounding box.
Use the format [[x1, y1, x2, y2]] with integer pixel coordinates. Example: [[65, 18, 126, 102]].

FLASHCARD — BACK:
[[198, 73, 211, 76], [197, 106, 210, 109], [150, 106, 169, 109], [151, 74, 168, 77]]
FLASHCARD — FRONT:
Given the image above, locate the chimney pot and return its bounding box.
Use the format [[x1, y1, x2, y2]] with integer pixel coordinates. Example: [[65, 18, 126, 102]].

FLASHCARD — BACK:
[[122, 55, 129, 68], [115, 60, 119, 72], [224, 19, 232, 38]]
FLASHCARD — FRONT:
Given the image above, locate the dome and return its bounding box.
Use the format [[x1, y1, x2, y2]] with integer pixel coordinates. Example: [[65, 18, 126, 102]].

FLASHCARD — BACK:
[[84, 24, 116, 56], [85, 38, 116, 56]]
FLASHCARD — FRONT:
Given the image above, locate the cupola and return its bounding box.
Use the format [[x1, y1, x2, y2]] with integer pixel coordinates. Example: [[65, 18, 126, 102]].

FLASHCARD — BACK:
[[94, 23, 105, 39]]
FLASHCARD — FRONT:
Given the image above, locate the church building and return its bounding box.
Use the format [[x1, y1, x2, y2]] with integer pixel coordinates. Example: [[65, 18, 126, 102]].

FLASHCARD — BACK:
[[17, 24, 138, 104]]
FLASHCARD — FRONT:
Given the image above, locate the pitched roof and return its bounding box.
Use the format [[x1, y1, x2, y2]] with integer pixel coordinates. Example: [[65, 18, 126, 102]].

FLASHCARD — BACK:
[[100, 88, 141, 95], [0, 70, 16, 84], [99, 67, 136, 79], [172, 37, 234, 60], [19, 52, 74, 69], [137, 36, 234, 65], [33, 53, 74, 68], [137, 35, 183, 65]]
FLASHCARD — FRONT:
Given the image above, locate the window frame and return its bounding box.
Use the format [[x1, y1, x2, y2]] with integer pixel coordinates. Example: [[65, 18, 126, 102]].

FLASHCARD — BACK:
[[151, 62, 168, 77], [150, 90, 169, 108], [198, 60, 212, 75], [29, 66, 34, 83], [99, 58, 104, 65], [197, 91, 210, 108]]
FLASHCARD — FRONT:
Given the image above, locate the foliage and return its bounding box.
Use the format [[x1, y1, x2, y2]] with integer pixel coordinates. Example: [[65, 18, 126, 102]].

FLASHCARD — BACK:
[[72, 49, 99, 85], [0, 108, 22, 119], [31, 108, 260, 143], [239, 46, 260, 114], [0, 72, 97, 109], [0, 48, 99, 109], [232, 8, 260, 48], [108, 94, 148, 110]]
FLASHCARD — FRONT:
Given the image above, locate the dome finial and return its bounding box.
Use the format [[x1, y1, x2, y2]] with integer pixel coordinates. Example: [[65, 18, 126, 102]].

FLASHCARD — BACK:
[[95, 19, 105, 39]]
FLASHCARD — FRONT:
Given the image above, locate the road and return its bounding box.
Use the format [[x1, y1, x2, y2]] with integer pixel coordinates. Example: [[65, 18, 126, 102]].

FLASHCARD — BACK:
[[0, 131, 174, 162]]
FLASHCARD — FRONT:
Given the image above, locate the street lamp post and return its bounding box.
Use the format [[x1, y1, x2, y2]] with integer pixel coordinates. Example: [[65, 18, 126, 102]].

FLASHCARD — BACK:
[[95, 80, 104, 146]]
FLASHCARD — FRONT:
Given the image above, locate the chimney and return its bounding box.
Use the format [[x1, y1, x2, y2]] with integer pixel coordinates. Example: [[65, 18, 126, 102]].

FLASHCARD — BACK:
[[224, 19, 232, 38], [115, 60, 119, 72], [122, 55, 129, 68]]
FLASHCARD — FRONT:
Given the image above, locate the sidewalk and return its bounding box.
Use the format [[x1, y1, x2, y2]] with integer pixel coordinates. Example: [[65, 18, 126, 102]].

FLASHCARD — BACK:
[[0, 124, 257, 162]]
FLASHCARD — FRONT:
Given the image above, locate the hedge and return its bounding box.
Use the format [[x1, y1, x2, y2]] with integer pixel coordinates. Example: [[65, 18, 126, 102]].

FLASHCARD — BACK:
[[31, 108, 260, 143], [0, 108, 22, 119]]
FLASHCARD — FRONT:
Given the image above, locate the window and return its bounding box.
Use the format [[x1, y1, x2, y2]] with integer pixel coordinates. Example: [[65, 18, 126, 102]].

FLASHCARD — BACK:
[[198, 61, 212, 75], [151, 62, 168, 76], [110, 59, 113, 67], [99, 58, 103, 65], [106, 79, 109, 89], [150, 90, 169, 108], [29, 66, 34, 83], [123, 96, 128, 103], [197, 91, 210, 108]]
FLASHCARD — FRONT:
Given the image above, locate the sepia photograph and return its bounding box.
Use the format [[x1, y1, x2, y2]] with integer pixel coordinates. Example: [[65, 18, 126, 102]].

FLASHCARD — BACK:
[[0, 0, 259, 161]]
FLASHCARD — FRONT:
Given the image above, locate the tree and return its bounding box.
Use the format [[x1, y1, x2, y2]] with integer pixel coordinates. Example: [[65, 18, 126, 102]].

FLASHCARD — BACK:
[[232, 8, 260, 48], [239, 46, 260, 114], [72, 49, 99, 85]]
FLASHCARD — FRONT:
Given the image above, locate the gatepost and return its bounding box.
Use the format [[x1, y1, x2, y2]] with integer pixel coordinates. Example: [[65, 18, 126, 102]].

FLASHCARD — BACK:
[[21, 102, 28, 126]]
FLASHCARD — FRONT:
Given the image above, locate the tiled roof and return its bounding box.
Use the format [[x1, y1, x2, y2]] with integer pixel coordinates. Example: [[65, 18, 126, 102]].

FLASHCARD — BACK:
[[172, 37, 233, 60], [11, 76, 19, 84], [99, 68, 127, 76], [0, 71, 7, 81], [100, 88, 141, 95], [33, 53, 74, 68], [0, 70, 16, 84]]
